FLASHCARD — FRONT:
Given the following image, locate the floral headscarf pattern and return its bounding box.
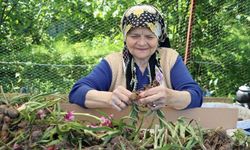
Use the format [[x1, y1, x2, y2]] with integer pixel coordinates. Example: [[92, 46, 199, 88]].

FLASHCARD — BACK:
[[121, 4, 170, 91]]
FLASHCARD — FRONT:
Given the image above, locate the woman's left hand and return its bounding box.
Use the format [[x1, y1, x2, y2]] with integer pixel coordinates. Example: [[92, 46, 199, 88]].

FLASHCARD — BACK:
[[138, 86, 191, 110], [138, 86, 169, 110]]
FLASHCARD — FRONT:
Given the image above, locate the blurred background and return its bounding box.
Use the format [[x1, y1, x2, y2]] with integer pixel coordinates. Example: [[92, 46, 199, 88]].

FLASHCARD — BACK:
[[0, 0, 249, 99]]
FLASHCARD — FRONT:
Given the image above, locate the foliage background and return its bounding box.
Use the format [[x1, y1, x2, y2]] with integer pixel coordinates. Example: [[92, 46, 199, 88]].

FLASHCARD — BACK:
[[0, 0, 249, 98]]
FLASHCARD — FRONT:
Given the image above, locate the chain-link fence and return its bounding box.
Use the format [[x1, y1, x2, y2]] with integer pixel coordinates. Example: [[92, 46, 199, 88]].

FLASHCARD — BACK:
[[1, 0, 249, 97], [190, 0, 250, 97]]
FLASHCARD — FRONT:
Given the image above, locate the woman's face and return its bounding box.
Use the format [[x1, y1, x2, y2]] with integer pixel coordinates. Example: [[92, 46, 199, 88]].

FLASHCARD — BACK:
[[126, 27, 158, 62]]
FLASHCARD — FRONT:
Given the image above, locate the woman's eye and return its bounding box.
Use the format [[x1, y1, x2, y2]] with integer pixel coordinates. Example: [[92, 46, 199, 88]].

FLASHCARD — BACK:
[[146, 36, 155, 39]]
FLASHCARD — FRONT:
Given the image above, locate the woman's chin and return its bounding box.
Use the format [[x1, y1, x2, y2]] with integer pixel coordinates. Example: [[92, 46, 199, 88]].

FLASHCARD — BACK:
[[133, 55, 150, 61]]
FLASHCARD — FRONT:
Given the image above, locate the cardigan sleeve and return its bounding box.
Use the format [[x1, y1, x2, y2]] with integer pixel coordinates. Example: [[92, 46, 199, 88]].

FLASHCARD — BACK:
[[170, 56, 203, 108], [68, 59, 112, 107]]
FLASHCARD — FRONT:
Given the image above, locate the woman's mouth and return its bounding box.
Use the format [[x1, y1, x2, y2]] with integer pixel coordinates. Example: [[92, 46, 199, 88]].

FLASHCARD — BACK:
[[136, 48, 148, 51]]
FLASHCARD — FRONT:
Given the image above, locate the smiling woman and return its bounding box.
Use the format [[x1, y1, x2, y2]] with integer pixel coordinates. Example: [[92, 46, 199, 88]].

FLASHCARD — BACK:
[[126, 27, 158, 67], [69, 4, 203, 111]]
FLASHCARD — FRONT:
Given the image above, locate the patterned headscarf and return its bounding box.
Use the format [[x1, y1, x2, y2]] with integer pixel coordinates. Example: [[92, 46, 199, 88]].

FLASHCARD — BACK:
[[121, 4, 170, 91], [121, 5, 170, 48]]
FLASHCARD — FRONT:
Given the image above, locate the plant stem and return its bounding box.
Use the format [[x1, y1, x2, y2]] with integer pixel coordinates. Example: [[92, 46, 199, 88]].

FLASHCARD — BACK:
[[78, 138, 82, 150], [0, 85, 9, 105], [60, 112, 102, 121]]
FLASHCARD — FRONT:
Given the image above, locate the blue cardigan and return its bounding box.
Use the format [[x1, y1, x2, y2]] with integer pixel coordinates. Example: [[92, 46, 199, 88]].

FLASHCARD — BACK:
[[69, 56, 203, 108]]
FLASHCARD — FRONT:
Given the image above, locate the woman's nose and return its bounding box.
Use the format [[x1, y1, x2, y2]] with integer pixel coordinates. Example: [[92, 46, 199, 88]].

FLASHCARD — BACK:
[[137, 37, 147, 46]]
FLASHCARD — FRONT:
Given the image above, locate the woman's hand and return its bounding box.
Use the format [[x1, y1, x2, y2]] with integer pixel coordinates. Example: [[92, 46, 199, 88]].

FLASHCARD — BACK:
[[138, 86, 191, 110], [111, 86, 132, 111], [138, 86, 170, 110]]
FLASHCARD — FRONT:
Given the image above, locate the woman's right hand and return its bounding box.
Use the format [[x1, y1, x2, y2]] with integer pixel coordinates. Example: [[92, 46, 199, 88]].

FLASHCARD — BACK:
[[111, 86, 132, 111]]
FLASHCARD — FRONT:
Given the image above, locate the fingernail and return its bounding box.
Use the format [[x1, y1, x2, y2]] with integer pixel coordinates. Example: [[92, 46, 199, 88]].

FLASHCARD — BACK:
[[138, 99, 143, 104]]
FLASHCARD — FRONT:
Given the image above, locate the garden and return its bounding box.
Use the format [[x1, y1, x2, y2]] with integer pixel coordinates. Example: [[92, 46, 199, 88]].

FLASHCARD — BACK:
[[0, 90, 249, 149]]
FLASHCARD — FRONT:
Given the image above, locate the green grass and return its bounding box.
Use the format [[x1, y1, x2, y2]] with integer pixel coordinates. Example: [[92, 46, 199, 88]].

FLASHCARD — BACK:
[[31, 34, 124, 64]]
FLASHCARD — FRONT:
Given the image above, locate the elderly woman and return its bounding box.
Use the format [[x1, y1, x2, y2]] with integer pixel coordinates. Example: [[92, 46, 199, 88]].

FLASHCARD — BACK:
[[69, 4, 203, 111]]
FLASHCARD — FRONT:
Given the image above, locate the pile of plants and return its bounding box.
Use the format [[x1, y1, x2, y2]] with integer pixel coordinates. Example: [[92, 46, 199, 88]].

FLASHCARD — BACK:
[[0, 90, 249, 149]]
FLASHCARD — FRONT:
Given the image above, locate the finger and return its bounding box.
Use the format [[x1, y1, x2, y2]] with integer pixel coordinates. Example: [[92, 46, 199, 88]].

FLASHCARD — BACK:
[[149, 104, 164, 111], [118, 93, 131, 105], [114, 87, 132, 105], [111, 100, 122, 111], [139, 94, 160, 104], [118, 100, 127, 109], [139, 86, 160, 97], [117, 86, 133, 96], [153, 99, 165, 106], [113, 97, 127, 109], [150, 105, 161, 110], [122, 100, 129, 106], [119, 87, 133, 104]]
